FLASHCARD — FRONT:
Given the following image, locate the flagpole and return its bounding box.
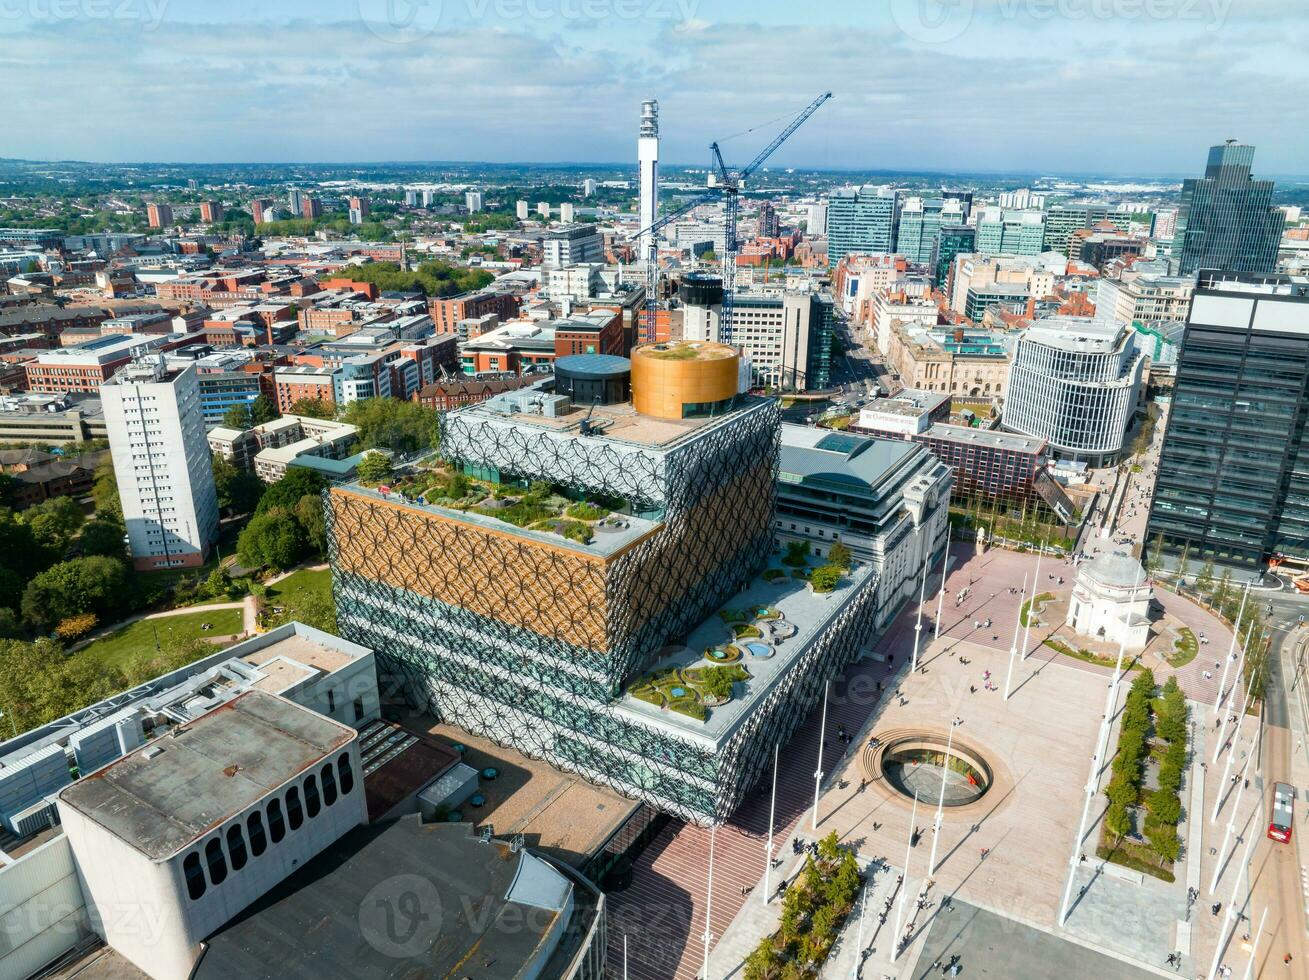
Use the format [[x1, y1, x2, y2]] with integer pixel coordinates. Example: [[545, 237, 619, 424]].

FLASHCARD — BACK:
[[934, 521, 952, 641], [763, 743, 778, 904]]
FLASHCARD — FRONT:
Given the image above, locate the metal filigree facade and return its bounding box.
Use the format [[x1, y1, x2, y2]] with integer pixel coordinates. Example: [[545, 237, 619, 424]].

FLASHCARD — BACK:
[[327, 395, 884, 824]]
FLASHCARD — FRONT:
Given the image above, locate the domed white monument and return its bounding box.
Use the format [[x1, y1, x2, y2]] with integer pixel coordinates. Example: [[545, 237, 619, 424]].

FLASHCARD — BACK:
[[1066, 551, 1153, 649]]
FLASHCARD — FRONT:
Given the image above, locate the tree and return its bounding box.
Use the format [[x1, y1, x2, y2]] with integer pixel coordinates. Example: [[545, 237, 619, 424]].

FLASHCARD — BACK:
[[294, 494, 328, 555], [355, 451, 394, 486], [343, 397, 441, 455], [1196, 558, 1215, 596], [21, 556, 129, 629], [828, 540, 853, 571], [22, 496, 85, 552], [289, 397, 336, 420], [810, 565, 843, 593], [256, 469, 328, 516], [249, 393, 278, 425], [54, 612, 98, 641], [0, 510, 46, 578], [78, 518, 126, 558], [1146, 821, 1180, 866], [1105, 802, 1132, 841], [92, 457, 122, 522], [0, 608, 22, 639], [212, 455, 265, 514], [222, 403, 254, 428], [237, 508, 309, 571]]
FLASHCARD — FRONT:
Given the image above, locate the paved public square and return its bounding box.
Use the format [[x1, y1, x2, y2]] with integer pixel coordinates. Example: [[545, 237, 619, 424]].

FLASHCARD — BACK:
[[608, 540, 1259, 979]]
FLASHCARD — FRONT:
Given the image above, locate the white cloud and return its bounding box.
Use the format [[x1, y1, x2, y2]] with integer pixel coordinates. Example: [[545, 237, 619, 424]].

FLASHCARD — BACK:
[[0, 8, 1304, 173]]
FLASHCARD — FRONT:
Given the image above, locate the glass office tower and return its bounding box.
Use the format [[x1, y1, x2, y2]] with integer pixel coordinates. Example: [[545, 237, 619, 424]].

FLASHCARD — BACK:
[[1173, 143, 1282, 276], [1146, 271, 1309, 578], [827, 185, 898, 264]]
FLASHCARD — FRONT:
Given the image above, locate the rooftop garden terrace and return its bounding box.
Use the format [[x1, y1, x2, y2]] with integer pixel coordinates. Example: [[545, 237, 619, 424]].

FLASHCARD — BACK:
[[358, 459, 633, 548]]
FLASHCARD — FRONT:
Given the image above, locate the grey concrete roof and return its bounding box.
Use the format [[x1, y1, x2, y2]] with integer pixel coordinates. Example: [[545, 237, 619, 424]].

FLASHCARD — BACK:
[[1081, 551, 1147, 589], [57, 691, 355, 861], [194, 816, 589, 980], [780, 424, 917, 491]]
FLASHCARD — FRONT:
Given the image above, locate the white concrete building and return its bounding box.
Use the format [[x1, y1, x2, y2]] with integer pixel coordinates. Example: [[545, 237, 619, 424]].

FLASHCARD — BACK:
[[103, 357, 219, 571], [681, 276, 828, 390], [1002, 316, 1145, 467], [516, 199, 529, 220], [1067, 551, 1153, 649], [464, 190, 483, 213], [543, 224, 604, 269], [638, 99, 659, 254], [559, 202, 576, 223], [806, 201, 827, 236], [57, 690, 367, 980]]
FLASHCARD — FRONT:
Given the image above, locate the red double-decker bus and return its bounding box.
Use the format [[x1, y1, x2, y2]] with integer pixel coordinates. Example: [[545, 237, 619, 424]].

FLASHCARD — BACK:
[[1269, 782, 1296, 844]]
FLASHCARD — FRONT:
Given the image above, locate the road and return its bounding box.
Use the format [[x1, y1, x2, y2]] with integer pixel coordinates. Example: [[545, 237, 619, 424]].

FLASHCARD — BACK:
[[1248, 610, 1309, 975]]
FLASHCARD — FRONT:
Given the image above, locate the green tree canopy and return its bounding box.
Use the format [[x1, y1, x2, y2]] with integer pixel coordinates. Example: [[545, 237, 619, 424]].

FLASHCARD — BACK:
[[293, 494, 328, 556], [21, 556, 129, 629], [212, 455, 266, 515], [323, 260, 492, 298], [93, 458, 122, 523], [342, 397, 440, 455], [355, 451, 394, 487], [237, 508, 309, 571], [21, 496, 85, 553], [289, 397, 336, 420], [256, 469, 328, 517], [78, 519, 127, 559]]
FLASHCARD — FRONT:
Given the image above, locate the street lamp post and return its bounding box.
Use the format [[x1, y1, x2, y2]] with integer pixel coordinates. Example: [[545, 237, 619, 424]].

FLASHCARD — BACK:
[[763, 743, 778, 905], [1213, 651, 1260, 820], [1240, 906, 1268, 980], [1210, 735, 1257, 892], [933, 521, 952, 641], [1060, 671, 1120, 924], [911, 556, 928, 673], [891, 792, 919, 963], [1213, 583, 1250, 712], [701, 825, 716, 980], [1207, 802, 1261, 980], [1022, 546, 1042, 660], [1003, 573, 1028, 701], [1213, 628, 1252, 765], [928, 717, 961, 877], [812, 679, 830, 831]]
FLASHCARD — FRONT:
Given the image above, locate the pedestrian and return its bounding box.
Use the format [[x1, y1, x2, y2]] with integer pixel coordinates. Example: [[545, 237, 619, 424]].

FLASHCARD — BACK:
[[1285, 953, 1293, 965]]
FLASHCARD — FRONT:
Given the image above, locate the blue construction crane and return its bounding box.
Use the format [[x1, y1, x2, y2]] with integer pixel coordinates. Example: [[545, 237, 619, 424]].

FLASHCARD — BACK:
[[627, 92, 832, 347]]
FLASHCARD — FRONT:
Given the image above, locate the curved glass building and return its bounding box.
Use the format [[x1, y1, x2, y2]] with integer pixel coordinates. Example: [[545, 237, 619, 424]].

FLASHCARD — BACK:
[[1002, 316, 1145, 467]]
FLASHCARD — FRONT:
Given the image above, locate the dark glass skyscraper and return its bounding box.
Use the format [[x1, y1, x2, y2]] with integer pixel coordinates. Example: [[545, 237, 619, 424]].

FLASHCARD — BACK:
[[1173, 142, 1283, 276], [1146, 271, 1309, 578]]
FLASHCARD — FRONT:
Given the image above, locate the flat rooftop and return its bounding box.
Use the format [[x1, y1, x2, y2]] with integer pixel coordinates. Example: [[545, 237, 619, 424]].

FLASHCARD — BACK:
[[194, 816, 595, 980], [780, 424, 918, 490], [461, 390, 770, 450], [406, 716, 637, 869], [1022, 316, 1125, 353], [926, 422, 1046, 453], [334, 481, 661, 558], [57, 691, 356, 861], [616, 561, 876, 745]]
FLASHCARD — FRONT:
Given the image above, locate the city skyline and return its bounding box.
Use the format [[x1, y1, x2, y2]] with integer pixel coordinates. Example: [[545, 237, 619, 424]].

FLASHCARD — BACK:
[[2, 1, 1306, 172]]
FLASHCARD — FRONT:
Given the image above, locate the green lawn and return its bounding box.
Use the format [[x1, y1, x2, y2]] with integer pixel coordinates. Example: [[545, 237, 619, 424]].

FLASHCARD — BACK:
[[263, 568, 336, 632], [78, 608, 244, 676]]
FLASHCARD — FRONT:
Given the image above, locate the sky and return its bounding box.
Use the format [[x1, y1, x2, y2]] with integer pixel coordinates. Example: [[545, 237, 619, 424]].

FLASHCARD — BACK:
[[0, 0, 1306, 175]]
